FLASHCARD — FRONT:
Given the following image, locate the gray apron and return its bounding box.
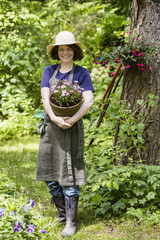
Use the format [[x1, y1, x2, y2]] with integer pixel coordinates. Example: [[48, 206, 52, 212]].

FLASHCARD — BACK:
[[37, 64, 86, 186]]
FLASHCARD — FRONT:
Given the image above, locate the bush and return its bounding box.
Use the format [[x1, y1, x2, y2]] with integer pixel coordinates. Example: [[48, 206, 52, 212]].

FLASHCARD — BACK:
[[81, 164, 160, 224], [0, 113, 38, 141]]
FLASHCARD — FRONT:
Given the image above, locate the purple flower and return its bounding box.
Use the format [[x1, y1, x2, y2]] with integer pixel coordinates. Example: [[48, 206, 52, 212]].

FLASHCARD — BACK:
[[13, 222, 22, 232], [24, 205, 28, 212], [0, 208, 4, 217], [94, 61, 98, 64], [27, 224, 35, 233], [14, 226, 20, 232], [137, 53, 143, 57], [64, 92, 69, 96], [76, 89, 81, 93], [65, 82, 71, 86], [53, 90, 58, 93], [30, 199, 35, 207], [62, 91, 69, 97], [149, 67, 152, 70], [69, 90, 74, 93], [11, 210, 15, 216], [40, 229, 47, 234], [17, 222, 22, 228]]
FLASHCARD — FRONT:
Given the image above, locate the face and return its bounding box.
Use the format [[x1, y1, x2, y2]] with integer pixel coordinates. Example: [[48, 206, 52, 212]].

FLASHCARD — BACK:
[[58, 45, 74, 63]]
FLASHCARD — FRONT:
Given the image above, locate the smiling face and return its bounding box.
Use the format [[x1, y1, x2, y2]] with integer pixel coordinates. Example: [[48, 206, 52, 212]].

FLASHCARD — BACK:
[[58, 45, 74, 64]]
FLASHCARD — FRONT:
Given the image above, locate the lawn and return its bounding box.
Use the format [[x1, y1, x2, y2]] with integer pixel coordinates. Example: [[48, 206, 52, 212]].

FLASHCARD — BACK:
[[0, 135, 160, 239]]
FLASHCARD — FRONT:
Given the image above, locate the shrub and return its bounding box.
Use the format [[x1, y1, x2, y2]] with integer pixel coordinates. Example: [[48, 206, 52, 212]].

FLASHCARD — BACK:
[[81, 164, 160, 224], [0, 113, 38, 141]]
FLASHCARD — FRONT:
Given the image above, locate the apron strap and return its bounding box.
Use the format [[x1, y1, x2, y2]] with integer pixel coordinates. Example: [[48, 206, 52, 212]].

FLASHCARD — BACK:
[[49, 64, 60, 89], [49, 64, 76, 89]]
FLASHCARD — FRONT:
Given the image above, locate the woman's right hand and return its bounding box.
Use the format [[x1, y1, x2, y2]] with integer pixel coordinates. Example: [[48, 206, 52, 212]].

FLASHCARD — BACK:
[[52, 116, 72, 129]]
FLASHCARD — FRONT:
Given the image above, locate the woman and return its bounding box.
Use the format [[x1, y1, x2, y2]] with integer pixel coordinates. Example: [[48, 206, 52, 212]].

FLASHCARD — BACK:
[[37, 31, 94, 237]]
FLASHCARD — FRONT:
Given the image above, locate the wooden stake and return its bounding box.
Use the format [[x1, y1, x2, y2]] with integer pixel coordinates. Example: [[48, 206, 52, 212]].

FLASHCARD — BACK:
[[89, 64, 124, 146]]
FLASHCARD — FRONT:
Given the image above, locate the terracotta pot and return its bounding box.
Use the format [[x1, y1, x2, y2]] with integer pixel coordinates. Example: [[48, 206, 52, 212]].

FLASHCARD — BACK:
[[49, 95, 83, 117]]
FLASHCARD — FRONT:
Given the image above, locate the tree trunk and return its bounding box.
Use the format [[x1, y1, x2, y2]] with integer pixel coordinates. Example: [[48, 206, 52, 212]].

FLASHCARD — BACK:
[[115, 0, 160, 165]]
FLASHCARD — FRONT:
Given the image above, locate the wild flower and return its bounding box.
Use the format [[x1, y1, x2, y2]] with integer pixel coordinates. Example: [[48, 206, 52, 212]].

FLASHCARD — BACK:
[[30, 199, 35, 207], [27, 224, 35, 233], [50, 80, 83, 107], [14, 225, 20, 232], [11, 210, 15, 216], [40, 229, 47, 234], [24, 205, 28, 212], [0, 208, 4, 217], [13, 222, 22, 232]]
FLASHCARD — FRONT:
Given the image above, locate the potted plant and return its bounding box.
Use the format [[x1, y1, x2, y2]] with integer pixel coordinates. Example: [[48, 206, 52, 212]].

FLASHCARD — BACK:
[[49, 80, 83, 116]]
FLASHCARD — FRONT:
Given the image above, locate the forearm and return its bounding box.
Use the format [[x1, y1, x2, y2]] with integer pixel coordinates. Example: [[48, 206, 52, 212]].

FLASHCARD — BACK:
[[67, 91, 94, 125], [43, 98, 57, 122], [71, 101, 93, 123]]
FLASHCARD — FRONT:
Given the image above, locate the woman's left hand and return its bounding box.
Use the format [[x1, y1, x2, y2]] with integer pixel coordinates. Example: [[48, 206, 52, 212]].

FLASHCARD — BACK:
[[62, 117, 75, 126]]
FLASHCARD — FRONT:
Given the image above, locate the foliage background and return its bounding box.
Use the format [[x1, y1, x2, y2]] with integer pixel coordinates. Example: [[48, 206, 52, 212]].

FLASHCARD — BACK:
[[0, 0, 130, 139], [1, 1, 160, 239]]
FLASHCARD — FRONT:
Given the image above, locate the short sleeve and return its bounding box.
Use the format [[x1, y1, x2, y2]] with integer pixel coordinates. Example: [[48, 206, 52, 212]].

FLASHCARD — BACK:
[[75, 67, 94, 92], [41, 67, 51, 88]]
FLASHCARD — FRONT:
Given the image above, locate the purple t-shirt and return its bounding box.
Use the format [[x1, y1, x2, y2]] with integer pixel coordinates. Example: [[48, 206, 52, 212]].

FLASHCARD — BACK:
[[41, 64, 94, 92]]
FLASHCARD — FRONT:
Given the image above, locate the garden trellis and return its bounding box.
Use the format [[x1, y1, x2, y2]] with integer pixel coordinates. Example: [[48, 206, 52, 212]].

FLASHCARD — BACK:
[[89, 63, 124, 146]]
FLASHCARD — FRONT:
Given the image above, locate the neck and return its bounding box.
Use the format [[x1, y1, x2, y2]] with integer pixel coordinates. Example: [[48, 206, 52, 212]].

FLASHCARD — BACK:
[[59, 62, 74, 73]]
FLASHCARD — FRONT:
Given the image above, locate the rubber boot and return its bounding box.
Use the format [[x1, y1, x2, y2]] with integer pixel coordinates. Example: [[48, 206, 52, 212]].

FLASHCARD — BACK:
[[51, 196, 66, 225], [61, 196, 79, 238]]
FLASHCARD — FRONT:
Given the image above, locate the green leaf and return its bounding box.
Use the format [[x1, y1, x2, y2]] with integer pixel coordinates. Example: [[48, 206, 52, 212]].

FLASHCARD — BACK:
[[149, 100, 156, 107], [92, 185, 98, 192], [106, 181, 112, 190], [146, 191, 156, 200], [91, 194, 102, 203], [137, 99, 144, 105], [113, 181, 119, 190], [148, 93, 155, 99]]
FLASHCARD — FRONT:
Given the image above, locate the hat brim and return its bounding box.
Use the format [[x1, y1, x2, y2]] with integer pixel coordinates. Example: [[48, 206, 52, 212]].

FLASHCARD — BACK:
[[47, 42, 83, 55]]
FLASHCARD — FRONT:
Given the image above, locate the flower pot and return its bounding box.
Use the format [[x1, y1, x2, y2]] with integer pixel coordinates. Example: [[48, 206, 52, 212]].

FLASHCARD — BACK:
[[49, 97, 83, 117]]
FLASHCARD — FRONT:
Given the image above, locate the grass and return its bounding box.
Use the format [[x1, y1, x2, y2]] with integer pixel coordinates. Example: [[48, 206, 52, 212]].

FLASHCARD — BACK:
[[0, 135, 160, 239]]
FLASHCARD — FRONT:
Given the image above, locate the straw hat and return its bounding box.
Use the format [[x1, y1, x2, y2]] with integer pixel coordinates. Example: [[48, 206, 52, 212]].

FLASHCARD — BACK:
[[47, 31, 83, 55]]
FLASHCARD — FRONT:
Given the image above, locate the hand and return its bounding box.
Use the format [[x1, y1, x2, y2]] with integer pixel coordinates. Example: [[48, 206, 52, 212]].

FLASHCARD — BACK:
[[52, 116, 72, 129], [65, 117, 75, 126], [62, 116, 75, 127]]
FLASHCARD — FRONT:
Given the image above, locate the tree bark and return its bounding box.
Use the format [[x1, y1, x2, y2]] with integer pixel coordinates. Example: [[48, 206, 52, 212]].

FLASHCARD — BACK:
[[115, 0, 160, 164]]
